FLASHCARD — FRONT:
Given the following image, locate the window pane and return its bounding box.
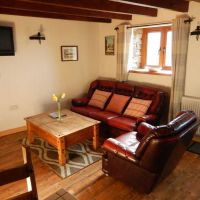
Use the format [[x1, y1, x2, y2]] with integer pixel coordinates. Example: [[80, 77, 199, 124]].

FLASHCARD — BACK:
[[165, 31, 172, 66], [146, 32, 161, 66]]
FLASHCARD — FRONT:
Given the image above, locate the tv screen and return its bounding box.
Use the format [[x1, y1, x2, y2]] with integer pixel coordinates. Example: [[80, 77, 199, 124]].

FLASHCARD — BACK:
[[0, 26, 15, 56]]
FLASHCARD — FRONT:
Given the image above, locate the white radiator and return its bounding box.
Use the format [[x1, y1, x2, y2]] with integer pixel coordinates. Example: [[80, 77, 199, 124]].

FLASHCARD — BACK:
[[182, 96, 200, 135]]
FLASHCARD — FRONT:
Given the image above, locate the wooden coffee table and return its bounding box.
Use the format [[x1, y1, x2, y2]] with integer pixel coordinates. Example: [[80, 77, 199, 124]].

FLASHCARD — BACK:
[[25, 109, 100, 166]]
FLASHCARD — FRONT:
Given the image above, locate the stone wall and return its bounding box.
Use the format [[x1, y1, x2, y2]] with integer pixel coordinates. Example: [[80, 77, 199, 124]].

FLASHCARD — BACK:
[[132, 29, 143, 69]]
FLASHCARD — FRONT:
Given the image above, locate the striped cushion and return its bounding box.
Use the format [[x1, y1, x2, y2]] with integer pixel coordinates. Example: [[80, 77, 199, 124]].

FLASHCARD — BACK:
[[88, 89, 111, 109], [124, 98, 152, 118], [106, 94, 130, 114]]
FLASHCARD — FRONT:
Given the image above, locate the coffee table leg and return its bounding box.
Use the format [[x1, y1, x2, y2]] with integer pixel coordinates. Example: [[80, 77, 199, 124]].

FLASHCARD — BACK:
[[93, 124, 99, 150], [27, 122, 34, 144], [57, 138, 66, 166]]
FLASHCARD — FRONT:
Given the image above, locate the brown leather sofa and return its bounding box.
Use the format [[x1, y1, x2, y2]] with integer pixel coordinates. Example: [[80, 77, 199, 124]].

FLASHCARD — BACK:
[[71, 79, 166, 136], [102, 110, 199, 193]]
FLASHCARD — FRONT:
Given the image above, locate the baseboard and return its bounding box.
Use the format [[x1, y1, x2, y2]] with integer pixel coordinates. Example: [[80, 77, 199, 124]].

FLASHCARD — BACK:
[[0, 126, 27, 138]]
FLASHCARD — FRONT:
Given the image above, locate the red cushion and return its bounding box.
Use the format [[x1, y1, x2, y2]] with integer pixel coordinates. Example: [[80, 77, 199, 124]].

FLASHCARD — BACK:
[[107, 116, 137, 132], [71, 106, 100, 117], [88, 89, 112, 109], [123, 98, 152, 118], [106, 94, 130, 114], [89, 111, 119, 123]]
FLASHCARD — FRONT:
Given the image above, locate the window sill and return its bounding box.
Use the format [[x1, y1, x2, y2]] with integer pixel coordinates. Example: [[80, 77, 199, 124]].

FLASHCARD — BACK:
[[129, 68, 172, 76]]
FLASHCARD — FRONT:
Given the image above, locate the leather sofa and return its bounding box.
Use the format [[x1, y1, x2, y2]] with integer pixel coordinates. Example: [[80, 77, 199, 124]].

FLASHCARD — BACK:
[[71, 79, 166, 136], [102, 110, 200, 193]]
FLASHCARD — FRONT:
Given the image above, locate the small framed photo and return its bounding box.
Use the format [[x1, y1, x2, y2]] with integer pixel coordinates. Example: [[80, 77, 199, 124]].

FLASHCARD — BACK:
[[61, 46, 78, 61], [105, 35, 115, 55]]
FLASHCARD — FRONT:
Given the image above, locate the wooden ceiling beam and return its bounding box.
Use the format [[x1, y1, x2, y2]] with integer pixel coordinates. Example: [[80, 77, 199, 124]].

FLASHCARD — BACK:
[[0, 7, 112, 23], [122, 0, 189, 12], [170, 0, 190, 12], [20, 0, 158, 17], [0, 0, 132, 20]]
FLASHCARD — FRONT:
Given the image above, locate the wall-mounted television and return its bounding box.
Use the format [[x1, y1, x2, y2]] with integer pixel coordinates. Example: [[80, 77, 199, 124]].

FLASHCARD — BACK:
[[0, 26, 15, 56]]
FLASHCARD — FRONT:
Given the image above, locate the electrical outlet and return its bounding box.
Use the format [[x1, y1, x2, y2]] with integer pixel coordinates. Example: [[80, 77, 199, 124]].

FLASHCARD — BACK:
[[9, 105, 19, 110]]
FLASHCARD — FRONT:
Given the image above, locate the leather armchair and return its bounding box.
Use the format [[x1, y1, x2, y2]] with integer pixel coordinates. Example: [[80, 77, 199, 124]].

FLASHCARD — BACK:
[[102, 110, 200, 193]]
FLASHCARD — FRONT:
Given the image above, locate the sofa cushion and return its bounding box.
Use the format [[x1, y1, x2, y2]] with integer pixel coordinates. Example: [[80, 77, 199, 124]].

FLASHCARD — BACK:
[[88, 89, 112, 109], [106, 94, 130, 114], [98, 80, 116, 92], [133, 86, 157, 100], [116, 131, 140, 153], [71, 106, 100, 117], [115, 82, 134, 96], [107, 116, 137, 132], [89, 111, 119, 123], [124, 98, 152, 118]]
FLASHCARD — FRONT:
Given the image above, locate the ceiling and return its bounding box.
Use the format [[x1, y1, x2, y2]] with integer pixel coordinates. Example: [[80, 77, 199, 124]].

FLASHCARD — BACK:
[[0, 0, 194, 23]]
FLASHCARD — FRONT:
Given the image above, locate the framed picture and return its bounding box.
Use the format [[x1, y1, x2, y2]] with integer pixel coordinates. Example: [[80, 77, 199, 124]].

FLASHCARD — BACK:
[[105, 35, 115, 55], [61, 46, 78, 61]]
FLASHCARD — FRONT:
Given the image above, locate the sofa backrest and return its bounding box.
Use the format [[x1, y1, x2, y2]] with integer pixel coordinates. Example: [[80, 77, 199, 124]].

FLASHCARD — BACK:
[[133, 86, 165, 116], [87, 80, 116, 98], [87, 79, 165, 118], [135, 111, 199, 176], [115, 82, 134, 96]]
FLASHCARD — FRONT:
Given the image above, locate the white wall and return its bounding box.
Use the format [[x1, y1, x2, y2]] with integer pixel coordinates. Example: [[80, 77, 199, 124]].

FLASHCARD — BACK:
[[1, 2, 200, 131], [185, 2, 200, 98], [98, 8, 181, 87], [128, 73, 171, 87], [0, 14, 99, 131]]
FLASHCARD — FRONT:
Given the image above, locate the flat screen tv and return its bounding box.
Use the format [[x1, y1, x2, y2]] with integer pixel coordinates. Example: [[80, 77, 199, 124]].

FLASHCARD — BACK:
[[0, 26, 15, 56]]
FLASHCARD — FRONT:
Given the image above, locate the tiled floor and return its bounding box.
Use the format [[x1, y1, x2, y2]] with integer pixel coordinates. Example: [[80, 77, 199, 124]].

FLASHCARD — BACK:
[[44, 189, 76, 200]]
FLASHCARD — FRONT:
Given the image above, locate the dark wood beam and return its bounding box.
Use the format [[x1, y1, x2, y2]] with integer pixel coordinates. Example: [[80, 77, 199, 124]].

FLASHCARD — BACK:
[[20, 0, 158, 17], [170, 0, 190, 12], [122, 0, 189, 12], [0, 7, 112, 23], [0, 0, 132, 20]]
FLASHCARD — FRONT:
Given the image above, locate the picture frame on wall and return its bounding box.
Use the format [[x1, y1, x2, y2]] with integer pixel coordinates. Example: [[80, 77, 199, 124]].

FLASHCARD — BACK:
[[61, 46, 78, 61], [105, 35, 115, 55]]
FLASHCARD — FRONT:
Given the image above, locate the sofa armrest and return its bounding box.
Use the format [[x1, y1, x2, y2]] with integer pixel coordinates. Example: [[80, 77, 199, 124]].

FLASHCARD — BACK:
[[71, 97, 90, 107], [137, 122, 155, 137], [102, 138, 139, 163], [136, 114, 157, 126]]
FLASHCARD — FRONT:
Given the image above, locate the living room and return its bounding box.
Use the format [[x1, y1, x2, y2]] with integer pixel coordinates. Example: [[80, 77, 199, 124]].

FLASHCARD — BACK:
[[0, 0, 200, 199]]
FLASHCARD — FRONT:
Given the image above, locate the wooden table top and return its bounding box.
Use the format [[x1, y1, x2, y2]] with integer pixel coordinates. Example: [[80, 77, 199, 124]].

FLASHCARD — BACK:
[[25, 109, 100, 138]]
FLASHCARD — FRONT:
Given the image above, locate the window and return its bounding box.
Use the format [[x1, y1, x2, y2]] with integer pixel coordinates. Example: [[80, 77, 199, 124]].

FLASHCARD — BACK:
[[141, 26, 172, 70]]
